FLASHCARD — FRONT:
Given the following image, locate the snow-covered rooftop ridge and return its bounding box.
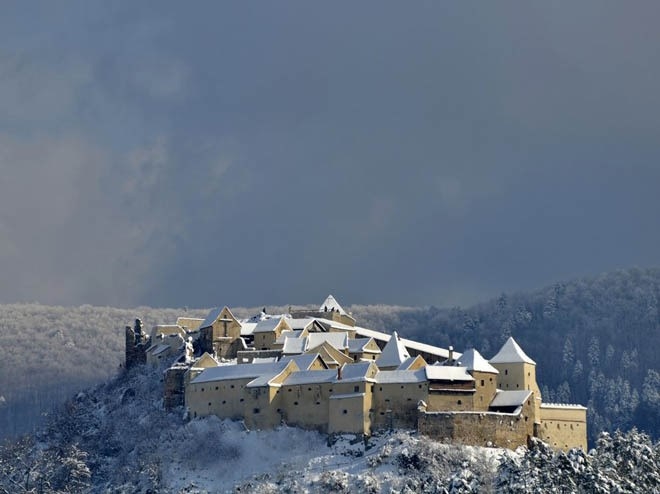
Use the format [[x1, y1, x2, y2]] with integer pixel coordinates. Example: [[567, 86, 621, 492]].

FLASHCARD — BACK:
[[279, 353, 323, 370], [541, 403, 588, 410], [319, 294, 347, 315], [376, 331, 410, 368], [489, 337, 535, 365], [338, 362, 374, 382], [375, 368, 426, 383], [199, 307, 223, 329], [425, 365, 474, 382], [352, 326, 454, 360], [253, 316, 287, 333], [456, 348, 499, 374]]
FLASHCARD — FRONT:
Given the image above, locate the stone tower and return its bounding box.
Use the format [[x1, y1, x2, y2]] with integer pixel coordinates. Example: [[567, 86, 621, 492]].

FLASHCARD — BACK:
[[489, 337, 542, 421], [125, 318, 150, 369]]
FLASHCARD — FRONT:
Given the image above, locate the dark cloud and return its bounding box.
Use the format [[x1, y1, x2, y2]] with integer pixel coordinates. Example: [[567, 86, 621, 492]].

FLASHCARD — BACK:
[[1, 2, 659, 308]]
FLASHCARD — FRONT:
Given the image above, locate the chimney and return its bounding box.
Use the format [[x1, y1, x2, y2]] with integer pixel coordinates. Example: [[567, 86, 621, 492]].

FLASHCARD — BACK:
[[448, 346, 454, 364]]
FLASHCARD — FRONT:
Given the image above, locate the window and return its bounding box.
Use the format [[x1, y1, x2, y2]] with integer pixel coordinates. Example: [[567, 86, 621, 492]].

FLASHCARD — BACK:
[[457, 400, 462, 405], [222, 400, 226, 404], [354, 386, 360, 392], [480, 380, 484, 386], [253, 408, 260, 414], [230, 384, 235, 389], [215, 386, 219, 390], [342, 409, 348, 414], [240, 398, 244, 402], [201, 388, 204, 392], [294, 401, 299, 406], [505, 369, 508, 375], [208, 402, 211, 406]]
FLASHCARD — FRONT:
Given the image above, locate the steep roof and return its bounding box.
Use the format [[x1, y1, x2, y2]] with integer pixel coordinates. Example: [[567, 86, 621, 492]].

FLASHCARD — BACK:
[[282, 336, 307, 355], [284, 317, 314, 330], [456, 348, 499, 374], [240, 322, 258, 336], [490, 337, 536, 365], [319, 294, 347, 315], [199, 307, 223, 329], [376, 331, 410, 368]]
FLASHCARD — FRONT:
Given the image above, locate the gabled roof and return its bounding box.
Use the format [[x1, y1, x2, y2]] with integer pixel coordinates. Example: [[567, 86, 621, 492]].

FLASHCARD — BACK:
[[338, 362, 376, 382], [275, 330, 304, 345], [284, 317, 314, 331], [313, 318, 355, 332], [319, 294, 347, 315], [253, 317, 288, 334], [279, 353, 326, 370], [191, 362, 288, 384], [490, 337, 536, 365], [199, 308, 223, 329], [376, 331, 410, 368], [425, 365, 474, 382], [352, 326, 455, 361], [397, 355, 426, 371], [348, 338, 380, 354], [456, 348, 499, 374]]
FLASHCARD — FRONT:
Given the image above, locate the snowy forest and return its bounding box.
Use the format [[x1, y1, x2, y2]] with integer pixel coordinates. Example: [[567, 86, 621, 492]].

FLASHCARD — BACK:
[[1, 267, 659, 447]]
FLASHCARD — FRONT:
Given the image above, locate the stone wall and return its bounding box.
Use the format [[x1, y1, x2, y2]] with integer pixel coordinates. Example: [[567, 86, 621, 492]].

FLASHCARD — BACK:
[[418, 410, 532, 449], [164, 365, 187, 410]]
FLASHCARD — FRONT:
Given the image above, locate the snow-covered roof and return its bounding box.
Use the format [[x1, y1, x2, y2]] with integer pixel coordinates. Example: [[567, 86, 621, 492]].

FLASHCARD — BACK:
[[490, 390, 532, 408], [540, 403, 588, 410], [283, 369, 337, 386], [307, 332, 349, 351], [348, 338, 379, 354], [275, 330, 304, 345], [314, 318, 355, 332], [199, 308, 223, 329], [319, 294, 347, 315], [240, 322, 258, 336], [338, 362, 374, 382], [375, 368, 427, 384], [352, 326, 455, 360], [425, 366, 474, 382], [376, 331, 410, 368], [456, 348, 499, 374], [282, 337, 307, 355], [149, 343, 171, 356], [397, 356, 421, 370], [253, 317, 287, 334], [490, 337, 535, 365], [329, 392, 365, 400], [284, 317, 314, 330], [279, 353, 324, 370], [191, 362, 288, 384]]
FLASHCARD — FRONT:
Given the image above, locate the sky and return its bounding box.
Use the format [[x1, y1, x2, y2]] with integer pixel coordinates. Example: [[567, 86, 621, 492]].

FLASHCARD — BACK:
[[1, 2, 660, 310]]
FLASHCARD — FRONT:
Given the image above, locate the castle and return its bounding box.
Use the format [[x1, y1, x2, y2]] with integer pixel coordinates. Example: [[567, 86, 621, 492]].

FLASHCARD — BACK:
[[126, 295, 587, 451]]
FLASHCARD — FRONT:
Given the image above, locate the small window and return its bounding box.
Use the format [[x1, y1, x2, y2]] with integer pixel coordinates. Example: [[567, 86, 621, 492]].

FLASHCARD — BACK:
[[240, 398, 244, 402], [418, 384, 422, 389], [505, 369, 508, 375], [276, 408, 281, 413], [354, 385, 360, 392], [201, 388, 205, 392], [371, 385, 375, 392], [222, 400, 226, 404], [288, 389, 292, 392], [294, 401, 299, 406], [329, 388, 333, 393], [480, 380, 484, 386], [308, 387, 312, 391], [342, 409, 348, 414], [215, 386, 219, 390], [379, 387, 383, 391], [516, 384, 519, 388], [457, 400, 462, 405], [316, 401, 321, 405], [401, 385, 404, 389], [253, 408, 260, 414], [208, 402, 211, 406]]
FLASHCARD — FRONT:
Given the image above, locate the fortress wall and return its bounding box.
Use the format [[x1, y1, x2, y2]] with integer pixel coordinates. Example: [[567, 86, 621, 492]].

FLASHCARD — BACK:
[[418, 411, 530, 449], [538, 405, 588, 451]]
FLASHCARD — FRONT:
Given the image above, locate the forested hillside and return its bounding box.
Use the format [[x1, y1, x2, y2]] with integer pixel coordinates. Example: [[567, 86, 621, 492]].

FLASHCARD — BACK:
[[1, 268, 658, 444]]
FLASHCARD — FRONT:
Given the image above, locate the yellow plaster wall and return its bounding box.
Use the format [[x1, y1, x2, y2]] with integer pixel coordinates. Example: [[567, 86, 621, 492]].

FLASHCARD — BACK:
[[538, 406, 588, 451]]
